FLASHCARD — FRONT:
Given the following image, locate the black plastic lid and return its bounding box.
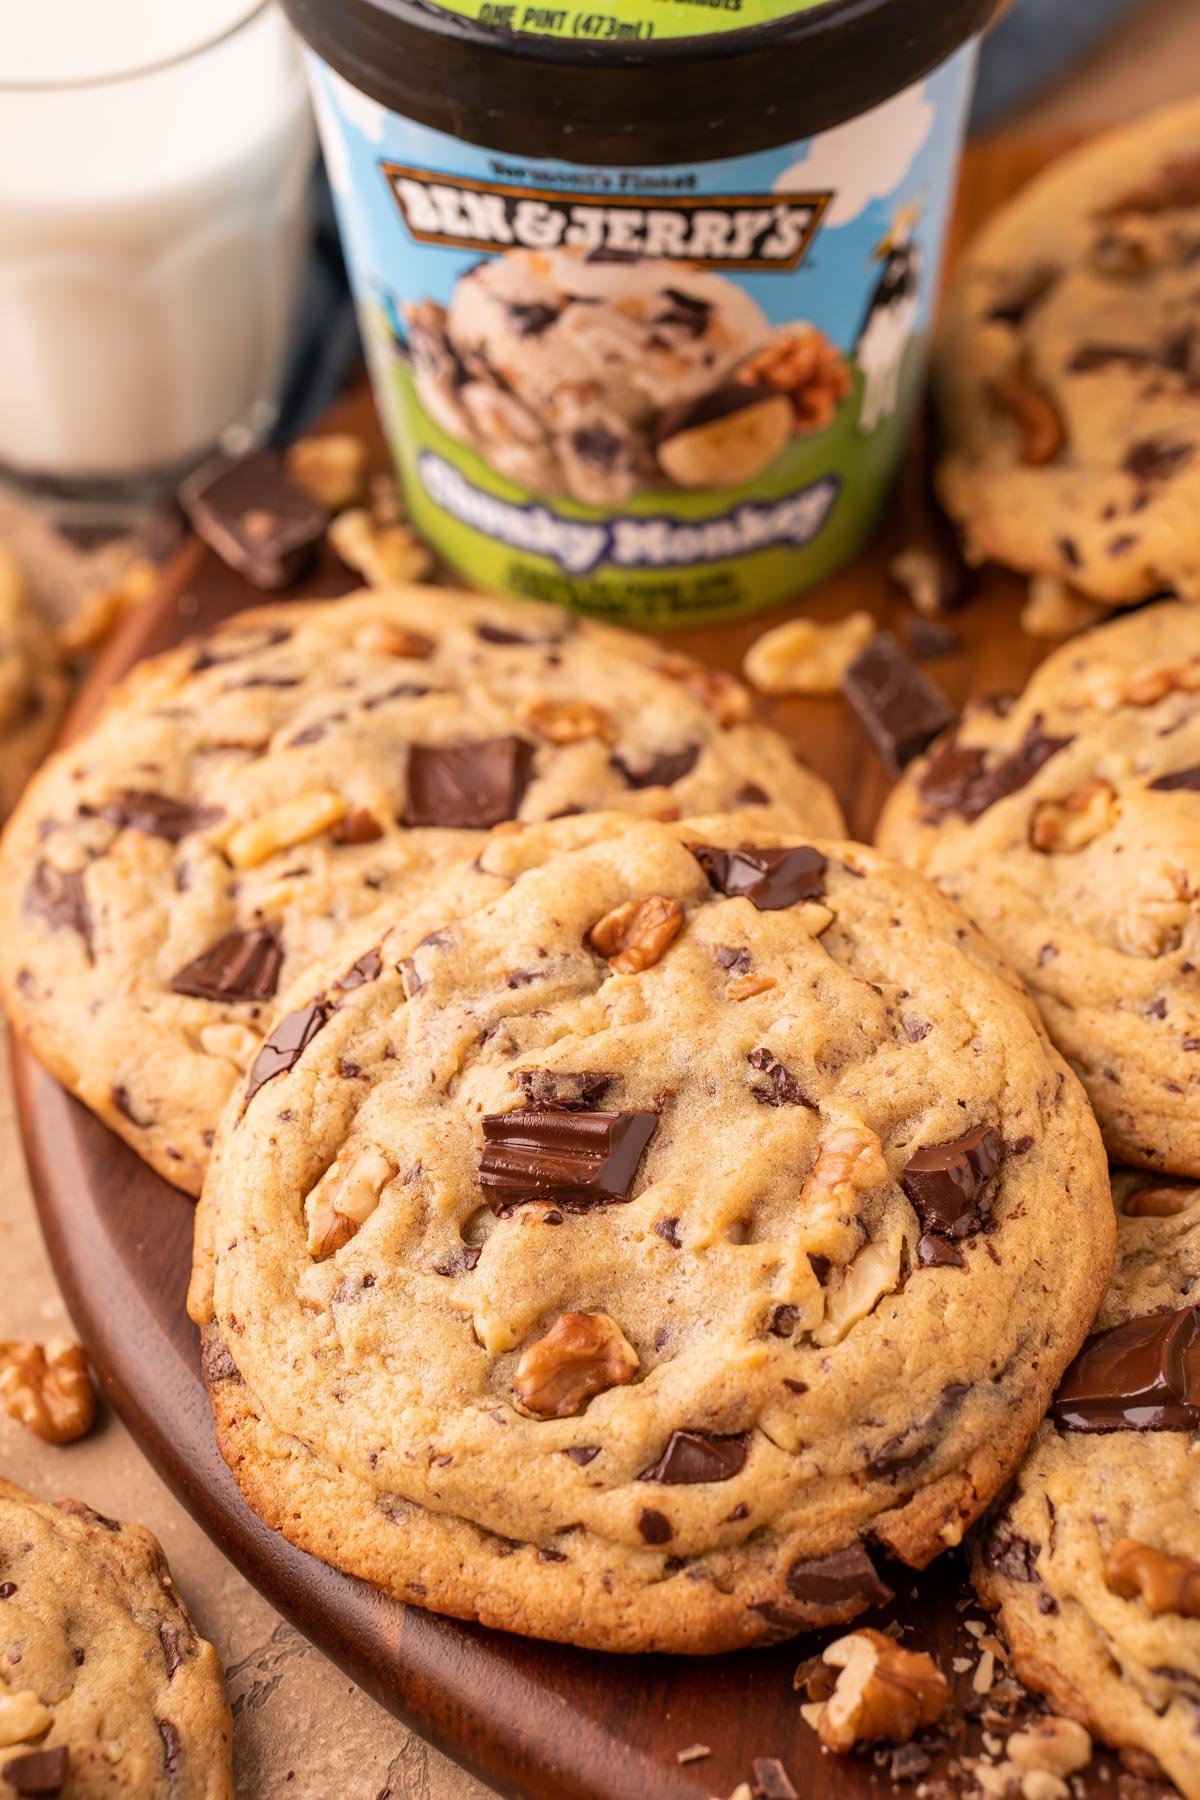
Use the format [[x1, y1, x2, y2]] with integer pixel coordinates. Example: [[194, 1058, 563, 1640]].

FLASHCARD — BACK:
[[283, 0, 999, 166]]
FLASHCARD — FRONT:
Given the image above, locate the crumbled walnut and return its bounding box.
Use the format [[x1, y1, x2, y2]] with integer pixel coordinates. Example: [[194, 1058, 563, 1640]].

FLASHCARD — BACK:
[[1123, 1184, 1194, 1217], [1105, 1537, 1200, 1617], [992, 358, 1065, 465], [728, 973, 778, 1001], [285, 433, 369, 512], [198, 1021, 261, 1069], [329, 508, 433, 586], [514, 1312, 638, 1418], [1115, 864, 1192, 958], [1019, 576, 1106, 640], [0, 1340, 95, 1444], [743, 612, 875, 697], [814, 1628, 948, 1752], [587, 895, 685, 974], [224, 788, 347, 868], [352, 618, 435, 659], [1029, 779, 1118, 853], [888, 545, 959, 618], [58, 556, 159, 655], [0, 1691, 54, 1748], [305, 1138, 395, 1260], [739, 325, 852, 434], [799, 1127, 890, 1282], [1123, 659, 1200, 706], [1007, 1716, 1092, 1779], [678, 667, 752, 726], [813, 1239, 902, 1348], [519, 697, 617, 745]]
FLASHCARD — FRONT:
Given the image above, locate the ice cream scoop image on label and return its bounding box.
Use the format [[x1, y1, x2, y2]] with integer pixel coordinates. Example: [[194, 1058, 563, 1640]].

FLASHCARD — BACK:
[[295, 2, 987, 624]]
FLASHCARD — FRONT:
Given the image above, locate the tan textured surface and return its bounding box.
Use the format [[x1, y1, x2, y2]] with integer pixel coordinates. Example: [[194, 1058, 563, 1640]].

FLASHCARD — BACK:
[[0, 1026, 489, 1800]]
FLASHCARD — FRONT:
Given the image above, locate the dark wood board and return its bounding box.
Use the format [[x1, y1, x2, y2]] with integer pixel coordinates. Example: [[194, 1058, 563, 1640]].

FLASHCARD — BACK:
[[13, 137, 1131, 1800]]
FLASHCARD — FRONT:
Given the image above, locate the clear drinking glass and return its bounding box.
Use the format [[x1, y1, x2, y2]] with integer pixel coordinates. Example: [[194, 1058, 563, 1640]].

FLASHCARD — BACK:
[[0, 1, 315, 502]]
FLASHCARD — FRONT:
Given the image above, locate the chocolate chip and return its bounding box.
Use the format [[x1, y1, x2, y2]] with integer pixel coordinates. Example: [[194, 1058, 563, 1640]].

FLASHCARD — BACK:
[[98, 790, 224, 841], [782, 1378, 808, 1394], [654, 1216, 682, 1248], [917, 1233, 965, 1269], [842, 631, 956, 773], [769, 1304, 799, 1337], [785, 1541, 892, 1609], [918, 717, 1072, 822], [403, 737, 536, 828], [515, 1069, 613, 1111], [692, 844, 826, 910], [334, 946, 383, 991], [25, 861, 94, 962], [983, 1510, 1040, 1583], [1, 1747, 69, 1796], [871, 1383, 970, 1476], [479, 1109, 657, 1214], [902, 1124, 1002, 1238], [158, 1624, 187, 1680], [735, 782, 770, 805], [179, 451, 326, 588], [200, 1331, 241, 1385], [908, 617, 962, 662], [751, 1758, 799, 1800], [747, 1047, 815, 1109], [169, 927, 283, 1003], [611, 744, 700, 789], [715, 945, 752, 974], [637, 1507, 673, 1544], [1124, 438, 1193, 482], [0, 1583, 15, 1598], [639, 1430, 749, 1484], [1051, 1304, 1200, 1432], [243, 997, 334, 1108], [1149, 765, 1200, 792], [157, 1717, 182, 1789], [564, 1446, 600, 1466], [432, 1245, 482, 1277], [112, 1084, 152, 1128]]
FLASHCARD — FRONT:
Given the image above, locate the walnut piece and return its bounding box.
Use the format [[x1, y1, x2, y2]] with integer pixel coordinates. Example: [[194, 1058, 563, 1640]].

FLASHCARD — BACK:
[[329, 508, 433, 586], [587, 896, 685, 974], [225, 788, 347, 868], [739, 325, 852, 434], [1007, 1716, 1092, 1779], [678, 667, 752, 726], [743, 612, 875, 698], [58, 556, 159, 656], [728, 973, 778, 1001], [519, 697, 617, 745], [1123, 658, 1200, 706], [1105, 1537, 1200, 1617], [813, 1239, 902, 1348], [0, 1340, 96, 1444], [0, 1691, 54, 1749], [1029, 779, 1118, 853], [198, 1021, 261, 1070], [815, 1628, 949, 1752], [352, 618, 435, 659], [1123, 1184, 1194, 1217], [799, 1127, 890, 1279], [1019, 575, 1106, 640], [993, 357, 1065, 465], [305, 1137, 395, 1260], [514, 1311, 638, 1418], [285, 433, 369, 512]]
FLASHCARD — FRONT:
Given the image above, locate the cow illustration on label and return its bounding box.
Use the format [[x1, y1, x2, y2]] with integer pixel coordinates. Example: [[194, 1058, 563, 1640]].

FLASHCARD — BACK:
[[855, 201, 923, 434]]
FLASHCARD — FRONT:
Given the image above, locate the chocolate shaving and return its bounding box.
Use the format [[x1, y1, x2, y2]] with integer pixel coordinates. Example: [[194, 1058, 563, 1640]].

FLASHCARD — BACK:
[[403, 737, 536, 828], [1052, 1304, 1200, 1432], [692, 844, 826, 910], [640, 1430, 750, 1485], [169, 928, 282, 1003], [479, 1109, 657, 1214]]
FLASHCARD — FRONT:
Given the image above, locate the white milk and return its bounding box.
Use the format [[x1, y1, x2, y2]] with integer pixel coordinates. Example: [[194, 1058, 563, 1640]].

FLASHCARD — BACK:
[[0, 2, 314, 488]]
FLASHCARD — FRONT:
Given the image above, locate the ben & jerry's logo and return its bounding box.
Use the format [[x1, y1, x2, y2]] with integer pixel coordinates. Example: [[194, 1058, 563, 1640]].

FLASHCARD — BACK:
[[382, 165, 830, 270]]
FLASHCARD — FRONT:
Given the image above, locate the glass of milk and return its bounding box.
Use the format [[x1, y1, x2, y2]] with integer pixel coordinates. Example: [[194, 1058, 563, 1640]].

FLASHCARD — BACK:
[[0, 1, 314, 499]]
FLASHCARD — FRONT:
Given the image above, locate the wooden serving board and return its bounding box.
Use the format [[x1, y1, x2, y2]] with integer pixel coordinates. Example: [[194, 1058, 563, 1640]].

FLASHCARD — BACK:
[[13, 138, 1129, 1800]]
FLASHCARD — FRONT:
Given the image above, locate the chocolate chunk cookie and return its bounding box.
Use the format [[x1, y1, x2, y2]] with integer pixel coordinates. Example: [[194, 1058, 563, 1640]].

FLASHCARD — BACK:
[[0, 586, 841, 1194], [0, 1476, 233, 1798], [974, 1173, 1200, 1799], [935, 97, 1200, 603], [0, 545, 69, 826], [191, 812, 1111, 1654], [878, 600, 1200, 1174]]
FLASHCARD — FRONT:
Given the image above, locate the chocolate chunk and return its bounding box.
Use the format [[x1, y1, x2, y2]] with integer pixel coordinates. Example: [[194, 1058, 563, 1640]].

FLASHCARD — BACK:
[[564, 1445, 600, 1466], [908, 617, 961, 662], [769, 1304, 799, 1337], [243, 997, 334, 1108], [98, 790, 223, 841], [871, 1383, 969, 1476], [200, 1330, 242, 1386], [735, 781, 770, 806], [747, 1047, 816, 1109], [515, 1069, 612, 1111], [1, 1747, 69, 1797], [334, 946, 383, 992], [432, 1244, 482, 1277], [637, 1507, 673, 1544], [918, 718, 1072, 821], [917, 1233, 965, 1269], [751, 1758, 798, 1800], [842, 631, 956, 773], [56, 1499, 120, 1531], [157, 1718, 182, 1788], [507, 301, 561, 337], [0, 1583, 15, 1598], [654, 1216, 682, 1248], [1052, 1304, 1200, 1432], [169, 927, 282, 1003], [179, 451, 326, 588], [403, 737, 536, 828], [657, 286, 714, 339], [1149, 765, 1200, 792], [640, 1430, 749, 1485], [715, 944, 752, 974], [611, 744, 700, 789], [25, 861, 93, 962], [1124, 438, 1193, 483], [159, 1623, 186, 1680], [983, 1509, 1040, 1583], [479, 1109, 657, 1214], [902, 1124, 1002, 1238], [785, 1541, 892, 1609], [692, 844, 826, 910]]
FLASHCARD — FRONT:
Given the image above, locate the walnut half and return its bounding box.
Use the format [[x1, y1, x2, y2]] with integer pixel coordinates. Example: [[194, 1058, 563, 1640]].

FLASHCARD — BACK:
[[0, 1340, 96, 1444], [1106, 1536, 1200, 1617], [514, 1312, 639, 1418], [587, 896, 685, 974], [1029, 779, 1117, 854], [814, 1628, 949, 1752], [305, 1137, 396, 1259]]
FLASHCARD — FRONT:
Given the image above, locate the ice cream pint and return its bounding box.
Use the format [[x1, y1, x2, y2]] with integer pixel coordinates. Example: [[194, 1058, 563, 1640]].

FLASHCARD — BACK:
[[286, 0, 997, 625]]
